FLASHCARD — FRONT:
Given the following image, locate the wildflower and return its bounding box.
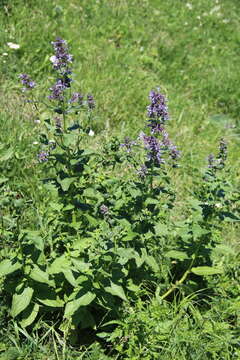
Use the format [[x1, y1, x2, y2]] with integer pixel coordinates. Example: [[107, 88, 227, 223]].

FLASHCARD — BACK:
[[139, 132, 163, 165], [51, 37, 73, 74], [7, 42, 20, 49], [120, 137, 136, 153], [55, 116, 62, 129], [49, 79, 66, 101], [19, 73, 36, 92], [147, 89, 169, 133], [88, 129, 95, 136], [218, 138, 227, 162], [69, 92, 84, 104], [137, 164, 148, 178], [38, 150, 49, 162], [207, 154, 215, 168], [87, 94, 95, 109], [100, 204, 109, 215]]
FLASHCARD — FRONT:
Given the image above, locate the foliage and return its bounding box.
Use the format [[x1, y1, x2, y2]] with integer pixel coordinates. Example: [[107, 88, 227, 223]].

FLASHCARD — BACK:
[[0, 1, 240, 359]]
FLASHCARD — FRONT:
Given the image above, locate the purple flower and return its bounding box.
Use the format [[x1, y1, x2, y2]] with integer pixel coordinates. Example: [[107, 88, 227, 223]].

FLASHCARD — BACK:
[[147, 89, 169, 133], [218, 138, 227, 163], [54, 117, 62, 130], [19, 73, 36, 92], [100, 204, 109, 215], [87, 94, 95, 109], [161, 131, 181, 161], [50, 38, 73, 75], [48, 79, 66, 101], [69, 92, 84, 104], [137, 164, 148, 178], [120, 137, 136, 153], [139, 132, 164, 165], [38, 150, 49, 163]]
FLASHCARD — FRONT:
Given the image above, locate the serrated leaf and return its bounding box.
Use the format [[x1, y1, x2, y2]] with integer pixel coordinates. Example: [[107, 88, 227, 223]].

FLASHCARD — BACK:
[[29, 265, 54, 287], [154, 223, 168, 236], [38, 298, 64, 307], [19, 303, 39, 328], [11, 287, 34, 318], [105, 282, 127, 301], [145, 198, 159, 205], [63, 269, 77, 287], [165, 250, 189, 261], [145, 255, 159, 273], [49, 202, 64, 212], [64, 292, 96, 318], [48, 255, 70, 274], [191, 266, 223, 276], [23, 231, 44, 251], [0, 259, 21, 277], [58, 177, 76, 191], [0, 147, 14, 162]]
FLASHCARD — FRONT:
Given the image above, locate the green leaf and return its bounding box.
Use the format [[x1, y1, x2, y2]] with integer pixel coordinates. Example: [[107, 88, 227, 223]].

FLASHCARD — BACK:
[[64, 292, 96, 318], [0, 147, 14, 162], [145, 255, 159, 273], [63, 269, 77, 287], [0, 177, 8, 185], [48, 255, 70, 274], [58, 177, 76, 191], [19, 303, 39, 328], [62, 133, 77, 147], [165, 250, 189, 261], [191, 266, 223, 276], [11, 287, 34, 318], [154, 223, 168, 236], [29, 265, 55, 287], [0, 259, 21, 277], [38, 298, 64, 307], [49, 202, 64, 212], [105, 282, 127, 301], [145, 198, 159, 205], [23, 231, 44, 251]]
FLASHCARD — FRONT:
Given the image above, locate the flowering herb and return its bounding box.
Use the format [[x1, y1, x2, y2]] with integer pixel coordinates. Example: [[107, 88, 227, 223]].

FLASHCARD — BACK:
[[139, 132, 164, 165], [19, 73, 36, 92], [147, 89, 169, 133], [120, 137, 136, 153], [87, 94, 95, 109], [37, 150, 49, 162], [50, 37, 73, 75]]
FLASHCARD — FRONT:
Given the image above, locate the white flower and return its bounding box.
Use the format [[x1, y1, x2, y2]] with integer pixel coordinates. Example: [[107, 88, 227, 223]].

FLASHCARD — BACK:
[[186, 3, 193, 10], [2, 52, 8, 56], [34, 119, 41, 124], [32, 141, 39, 145], [89, 129, 95, 136], [7, 42, 20, 49], [50, 55, 57, 63]]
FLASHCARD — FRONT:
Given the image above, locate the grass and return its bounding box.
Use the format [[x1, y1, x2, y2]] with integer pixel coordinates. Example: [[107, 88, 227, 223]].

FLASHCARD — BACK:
[[0, 0, 239, 359]]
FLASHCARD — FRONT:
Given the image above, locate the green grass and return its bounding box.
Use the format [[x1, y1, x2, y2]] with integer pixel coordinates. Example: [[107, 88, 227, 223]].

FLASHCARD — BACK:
[[0, 0, 239, 359]]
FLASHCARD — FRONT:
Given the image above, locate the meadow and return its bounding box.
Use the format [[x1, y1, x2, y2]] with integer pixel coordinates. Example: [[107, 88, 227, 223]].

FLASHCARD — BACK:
[[0, 0, 239, 359]]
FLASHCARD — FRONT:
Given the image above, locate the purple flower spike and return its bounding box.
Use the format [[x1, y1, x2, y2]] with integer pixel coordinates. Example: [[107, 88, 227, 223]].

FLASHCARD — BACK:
[[139, 132, 164, 165], [100, 204, 109, 215], [87, 94, 95, 109], [147, 89, 169, 133], [70, 92, 84, 104], [49, 79, 66, 101], [19, 73, 36, 92], [50, 37, 73, 75], [137, 164, 148, 178], [120, 137, 136, 153], [38, 150, 49, 163]]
